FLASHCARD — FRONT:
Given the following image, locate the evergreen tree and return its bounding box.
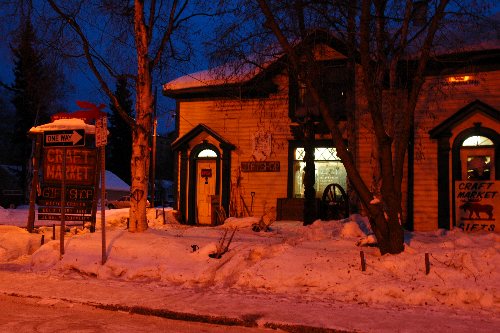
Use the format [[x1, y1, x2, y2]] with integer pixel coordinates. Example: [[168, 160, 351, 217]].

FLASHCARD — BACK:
[[107, 77, 134, 185], [10, 18, 52, 198]]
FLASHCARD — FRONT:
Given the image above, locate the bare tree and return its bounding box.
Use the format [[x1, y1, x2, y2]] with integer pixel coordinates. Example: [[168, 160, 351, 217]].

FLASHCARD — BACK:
[[212, 0, 493, 254], [44, 0, 212, 232]]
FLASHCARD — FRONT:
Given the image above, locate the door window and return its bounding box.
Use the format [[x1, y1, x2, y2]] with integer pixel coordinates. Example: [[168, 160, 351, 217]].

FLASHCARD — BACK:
[[460, 135, 495, 180]]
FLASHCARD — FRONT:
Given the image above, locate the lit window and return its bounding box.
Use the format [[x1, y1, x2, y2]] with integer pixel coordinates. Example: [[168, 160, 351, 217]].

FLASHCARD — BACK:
[[462, 136, 493, 147], [198, 149, 217, 158], [293, 147, 346, 198]]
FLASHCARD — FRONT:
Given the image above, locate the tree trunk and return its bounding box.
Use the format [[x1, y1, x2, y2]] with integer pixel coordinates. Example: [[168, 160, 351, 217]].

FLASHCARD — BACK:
[[128, 1, 153, 232]]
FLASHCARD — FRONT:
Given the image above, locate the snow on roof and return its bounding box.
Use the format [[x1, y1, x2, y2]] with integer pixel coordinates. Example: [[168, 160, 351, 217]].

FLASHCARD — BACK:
[[163, 62, 265, 91], [28, 119, 96, 134], [103, 170, 129, 191]]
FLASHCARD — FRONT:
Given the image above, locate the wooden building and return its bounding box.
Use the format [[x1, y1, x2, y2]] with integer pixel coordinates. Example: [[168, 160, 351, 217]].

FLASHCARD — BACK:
[[163, 35, 499, 231]]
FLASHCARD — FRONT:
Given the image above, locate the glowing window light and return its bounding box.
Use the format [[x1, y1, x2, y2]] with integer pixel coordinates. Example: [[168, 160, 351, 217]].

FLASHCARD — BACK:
[[462, 135, 493, 147], [447, 75, 471, 83], [198, 149, 217, 158]]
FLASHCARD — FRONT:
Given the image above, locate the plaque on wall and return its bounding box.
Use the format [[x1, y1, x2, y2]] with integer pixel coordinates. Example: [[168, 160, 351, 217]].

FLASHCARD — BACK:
[[241, 161, 280, 172]]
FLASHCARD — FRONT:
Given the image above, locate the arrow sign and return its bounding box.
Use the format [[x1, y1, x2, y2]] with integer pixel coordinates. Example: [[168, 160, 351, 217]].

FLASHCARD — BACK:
[[43, 129, 85, 147]]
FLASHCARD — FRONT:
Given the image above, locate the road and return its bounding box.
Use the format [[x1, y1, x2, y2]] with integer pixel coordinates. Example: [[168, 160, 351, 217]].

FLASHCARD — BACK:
[[0, 294, 280, 333]]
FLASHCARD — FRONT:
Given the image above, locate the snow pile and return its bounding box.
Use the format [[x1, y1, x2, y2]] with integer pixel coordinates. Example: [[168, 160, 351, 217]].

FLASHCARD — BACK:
[[0, 226, 43, 261], [0, 210, 488, 314], [0, 207, 498, 316]]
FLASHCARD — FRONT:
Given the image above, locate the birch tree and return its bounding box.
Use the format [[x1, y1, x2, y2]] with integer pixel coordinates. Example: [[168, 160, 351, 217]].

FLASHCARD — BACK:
[[45, 0, 210, 232]]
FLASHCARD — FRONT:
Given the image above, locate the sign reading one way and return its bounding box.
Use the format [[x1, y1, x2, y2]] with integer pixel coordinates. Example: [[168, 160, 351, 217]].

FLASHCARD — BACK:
[[43, 129, 85, 147]]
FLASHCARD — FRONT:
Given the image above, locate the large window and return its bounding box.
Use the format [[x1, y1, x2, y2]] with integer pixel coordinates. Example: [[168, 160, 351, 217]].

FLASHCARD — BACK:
[[293, 147, 347, 198]]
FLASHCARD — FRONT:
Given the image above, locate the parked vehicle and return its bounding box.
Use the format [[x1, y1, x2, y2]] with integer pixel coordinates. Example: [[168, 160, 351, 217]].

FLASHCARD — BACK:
[[107, 196, 151, 209]]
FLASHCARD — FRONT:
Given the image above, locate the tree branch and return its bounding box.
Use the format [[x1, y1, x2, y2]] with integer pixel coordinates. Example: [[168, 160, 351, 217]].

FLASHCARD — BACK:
[[47, 0, 136, 129]]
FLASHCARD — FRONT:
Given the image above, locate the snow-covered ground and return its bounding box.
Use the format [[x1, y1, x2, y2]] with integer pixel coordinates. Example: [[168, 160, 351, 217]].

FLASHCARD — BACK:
[[0, 205, 499, 332]]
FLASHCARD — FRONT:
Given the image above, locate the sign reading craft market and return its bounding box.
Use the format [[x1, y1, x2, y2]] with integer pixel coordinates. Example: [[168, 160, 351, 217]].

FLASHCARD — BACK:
[[42, 148, 96, 185], [25, 101, 108, 229], [455, 181, 499, 233]]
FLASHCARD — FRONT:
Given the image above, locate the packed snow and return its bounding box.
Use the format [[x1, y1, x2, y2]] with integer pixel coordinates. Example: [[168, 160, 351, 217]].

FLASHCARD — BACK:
[[0, 205, 499, 332]]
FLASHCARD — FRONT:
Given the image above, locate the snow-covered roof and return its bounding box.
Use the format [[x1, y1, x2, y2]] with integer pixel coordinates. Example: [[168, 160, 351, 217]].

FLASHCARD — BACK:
[[163, 62, 266, 91], [28, 119, 96, 134], [103, 170, 129, 191]]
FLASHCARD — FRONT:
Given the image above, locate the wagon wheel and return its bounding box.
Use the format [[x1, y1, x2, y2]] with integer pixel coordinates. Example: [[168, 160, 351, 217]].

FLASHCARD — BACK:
[[321, 183, 349, 220]]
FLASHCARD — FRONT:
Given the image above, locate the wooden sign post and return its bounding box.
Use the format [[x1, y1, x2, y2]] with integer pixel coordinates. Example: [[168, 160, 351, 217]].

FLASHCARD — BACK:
[[95, 117, 108, 265]]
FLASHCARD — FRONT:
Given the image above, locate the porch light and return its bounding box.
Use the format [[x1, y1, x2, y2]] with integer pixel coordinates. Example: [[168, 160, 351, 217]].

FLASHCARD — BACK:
[[447, 75, 471, 83]]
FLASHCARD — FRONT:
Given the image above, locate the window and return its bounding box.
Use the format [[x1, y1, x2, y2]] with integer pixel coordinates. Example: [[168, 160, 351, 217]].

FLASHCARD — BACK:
[[466, 155, 491, 180], [289, 62, 349, 123], [462, 136, 493, 147], [293, 147, 347, 198], [461, 135, 494, 181], [197, 149, 217, 158]]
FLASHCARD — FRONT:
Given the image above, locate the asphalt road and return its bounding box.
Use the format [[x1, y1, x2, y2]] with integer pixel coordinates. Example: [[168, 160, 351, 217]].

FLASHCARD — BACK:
[[0, 294, 281, 333]]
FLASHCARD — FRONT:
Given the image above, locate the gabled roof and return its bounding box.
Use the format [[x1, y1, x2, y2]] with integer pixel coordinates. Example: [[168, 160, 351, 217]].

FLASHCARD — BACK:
[[429, 100, 499, 138], [172, 124, 236, 151], [163, 30, 349, 99]]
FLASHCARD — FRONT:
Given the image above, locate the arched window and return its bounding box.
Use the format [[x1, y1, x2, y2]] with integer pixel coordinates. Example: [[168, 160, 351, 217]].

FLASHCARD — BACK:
[[462, 135, 493, 147], [461, 135, 494, 180], [197, 149, 217, 158]]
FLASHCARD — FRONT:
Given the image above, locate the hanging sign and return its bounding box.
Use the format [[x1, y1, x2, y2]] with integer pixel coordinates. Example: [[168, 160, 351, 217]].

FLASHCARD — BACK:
[[201, 169, 212, 178]]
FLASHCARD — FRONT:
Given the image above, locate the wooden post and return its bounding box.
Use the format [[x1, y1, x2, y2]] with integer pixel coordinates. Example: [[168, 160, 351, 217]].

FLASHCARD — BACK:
[[60, 147, 66, 257], [52, 224, 55, 240], [40, 234, 45, 246], [90, 148, 100, 233], [425, 253, 430, 275], [27, 135, 42, 233], [150, 117, 157, 208], [360, 250, 366, 271], [101, 146, 107, 265]]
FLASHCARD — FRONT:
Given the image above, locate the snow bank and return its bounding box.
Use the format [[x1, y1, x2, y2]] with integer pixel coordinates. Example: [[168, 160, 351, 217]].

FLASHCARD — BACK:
[[1, 208, 499, 314]]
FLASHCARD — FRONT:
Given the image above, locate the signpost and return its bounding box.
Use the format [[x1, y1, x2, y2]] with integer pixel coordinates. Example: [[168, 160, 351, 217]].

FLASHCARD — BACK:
[[95, 117, 108, 264], [39, 129, 92, 257], [27, 103, 108, 260]]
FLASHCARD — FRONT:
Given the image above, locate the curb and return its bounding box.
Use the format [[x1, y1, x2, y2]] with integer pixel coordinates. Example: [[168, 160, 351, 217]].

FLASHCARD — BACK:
[[4, 292, 357, 333]]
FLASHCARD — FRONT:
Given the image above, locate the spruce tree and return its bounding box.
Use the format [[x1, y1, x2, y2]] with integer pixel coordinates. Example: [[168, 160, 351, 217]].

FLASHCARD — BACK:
[[10, 18, 51, 198], [107, 77, 134, 185]]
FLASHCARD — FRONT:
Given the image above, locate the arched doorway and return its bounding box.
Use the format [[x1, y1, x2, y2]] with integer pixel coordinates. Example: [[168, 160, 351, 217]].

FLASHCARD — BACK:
[[429, 100, 499, 230], [452, 126, 499, 230], [189, 143, 220, 225]]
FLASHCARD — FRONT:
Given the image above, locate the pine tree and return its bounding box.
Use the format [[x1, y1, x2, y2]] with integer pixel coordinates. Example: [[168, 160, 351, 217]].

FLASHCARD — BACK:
[[107, 77, 134, 185], [10, 18, 51, 198]]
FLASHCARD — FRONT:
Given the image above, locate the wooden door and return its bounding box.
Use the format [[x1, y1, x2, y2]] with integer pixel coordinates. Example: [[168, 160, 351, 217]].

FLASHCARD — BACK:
[[196, 160, 215, 224]]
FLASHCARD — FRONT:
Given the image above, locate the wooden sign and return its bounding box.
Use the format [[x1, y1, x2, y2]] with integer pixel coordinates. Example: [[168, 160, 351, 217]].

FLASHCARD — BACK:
[[38, 214, 93, 222], [39, 185, 95, 202], [38, 199, 92, 208], [43, 148, 96, 185], [455, 181, 498, 232], [38, 207, 92, 214], [241, 161, 280, 172]]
